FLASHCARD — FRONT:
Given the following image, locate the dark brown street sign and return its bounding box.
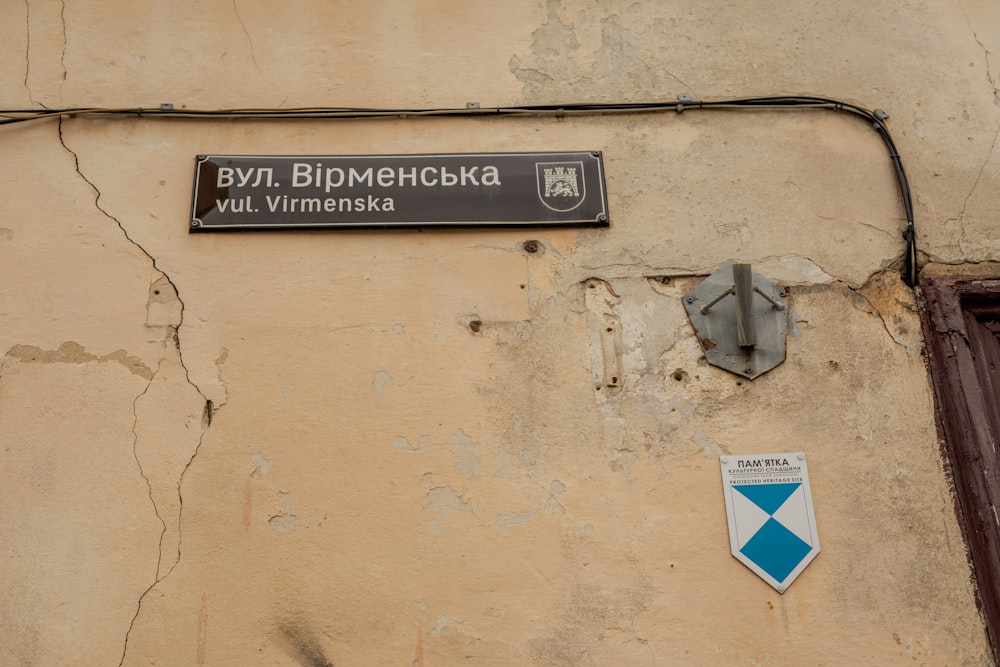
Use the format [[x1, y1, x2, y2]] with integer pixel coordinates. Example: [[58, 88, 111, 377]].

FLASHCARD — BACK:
[[190, 152, 609, 231]]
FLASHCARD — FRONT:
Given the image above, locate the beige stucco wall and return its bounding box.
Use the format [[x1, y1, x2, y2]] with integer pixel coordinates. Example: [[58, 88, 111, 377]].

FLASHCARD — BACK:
[[2, 1, 999, 665]]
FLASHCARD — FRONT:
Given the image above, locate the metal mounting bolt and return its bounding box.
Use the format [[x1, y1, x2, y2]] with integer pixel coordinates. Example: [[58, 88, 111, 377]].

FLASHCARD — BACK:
[[191, 219, 201, 227], [523, 239, 540, 254]]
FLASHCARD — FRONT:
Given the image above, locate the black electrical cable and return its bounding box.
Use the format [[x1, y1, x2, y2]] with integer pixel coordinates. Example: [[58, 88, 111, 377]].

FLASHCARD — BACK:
[[0, 96, 918, 286]]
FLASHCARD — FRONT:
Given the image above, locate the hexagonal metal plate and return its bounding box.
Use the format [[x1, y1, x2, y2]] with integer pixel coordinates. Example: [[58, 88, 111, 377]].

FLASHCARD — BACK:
[[683, 261, 787, 380]]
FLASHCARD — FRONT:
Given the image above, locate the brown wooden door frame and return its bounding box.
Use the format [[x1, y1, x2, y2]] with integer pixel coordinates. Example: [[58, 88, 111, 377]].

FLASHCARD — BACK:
[[920, 276, 1000, 660]]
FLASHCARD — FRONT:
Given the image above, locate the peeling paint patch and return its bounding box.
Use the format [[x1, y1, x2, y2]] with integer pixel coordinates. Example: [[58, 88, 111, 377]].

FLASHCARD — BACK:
[[511, 2, 690, 102], [6, 341, 153, 380], [585, 278, 623, 389], [425, 486, 472, 533], [428, 614, 463, 638], [146, 275, 182, 328], [373, 370, 393, 397], [393, 436, 430, 452], [448, 429, 481, 478], [269, 492, 296, 533], [497, 509, 535, 534], [251, 452, 275, 480]]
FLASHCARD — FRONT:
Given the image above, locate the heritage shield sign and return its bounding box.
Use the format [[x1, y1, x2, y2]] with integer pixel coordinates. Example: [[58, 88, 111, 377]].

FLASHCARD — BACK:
[[720, 453, 820, 593], [190, 151, 609, 231]]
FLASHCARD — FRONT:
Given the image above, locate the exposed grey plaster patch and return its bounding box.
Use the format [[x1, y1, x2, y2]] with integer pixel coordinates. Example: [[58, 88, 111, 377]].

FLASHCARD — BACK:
[[497, 509, 535, 534], [448, 429, 481, 478], [429, 615, 463, 638], [508, 0, 578, 99], [592, 14, 691, 93], [373, 370, 393, 397], [425, 486, 473, 533], [0, 228, 12, 240], [393, 435, 430, 452], [511, 3, 690, 102], [269, 492, 297, 533], [251, 452, 276, 480], [610, 447, 639, 476]]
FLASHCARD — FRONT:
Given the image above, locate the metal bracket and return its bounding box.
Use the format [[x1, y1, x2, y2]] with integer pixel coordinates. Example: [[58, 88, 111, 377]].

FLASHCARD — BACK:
[[683, 260, 788, 379]]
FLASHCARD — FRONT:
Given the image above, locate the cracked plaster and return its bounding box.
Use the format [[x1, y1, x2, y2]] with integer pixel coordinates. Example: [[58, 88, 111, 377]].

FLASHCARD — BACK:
[[2, 0, 999, 664]]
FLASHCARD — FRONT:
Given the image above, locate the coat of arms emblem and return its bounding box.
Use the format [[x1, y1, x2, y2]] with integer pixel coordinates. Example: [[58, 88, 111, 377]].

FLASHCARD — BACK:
[[536, 161, 586, 212]]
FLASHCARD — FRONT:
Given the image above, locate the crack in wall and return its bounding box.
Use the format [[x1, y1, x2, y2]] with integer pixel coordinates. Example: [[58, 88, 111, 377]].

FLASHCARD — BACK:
[[23, 0, 32, 103], [128, 365, 168, 578], [960, 0, 1000, 100], [844, 279, 911, 352], [55, 118, 214, 667], [231, 0, 281, 98], [954, 124, 1000, 256], [59, 0, 66, 95], [57, 119, 207, 403], [232, 0, 261, 73], [816, 215, 900, 242]]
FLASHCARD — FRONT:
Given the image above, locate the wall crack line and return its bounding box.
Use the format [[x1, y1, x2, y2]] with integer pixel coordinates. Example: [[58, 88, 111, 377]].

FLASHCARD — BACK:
[[843, 280, 909, 352], [116, 364, 165, 667], [960, 0, 1000, 100], [232, 0, 261, 73], [59, 0, 67, 95], [57, 118, 214, 667], [232, 0, 279, 95], [955, 124, 1000, 256], [23, 0, 32, 103], [57, 118, 208, 403]]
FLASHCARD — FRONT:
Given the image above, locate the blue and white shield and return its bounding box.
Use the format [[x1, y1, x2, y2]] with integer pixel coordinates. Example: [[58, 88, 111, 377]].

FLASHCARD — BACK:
[[720, 453, 820, 593]]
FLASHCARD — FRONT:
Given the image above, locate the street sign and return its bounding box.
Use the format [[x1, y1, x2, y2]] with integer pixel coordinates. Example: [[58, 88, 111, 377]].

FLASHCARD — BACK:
[[190, 152, 609, 231], [720, 453, 820, 593]]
